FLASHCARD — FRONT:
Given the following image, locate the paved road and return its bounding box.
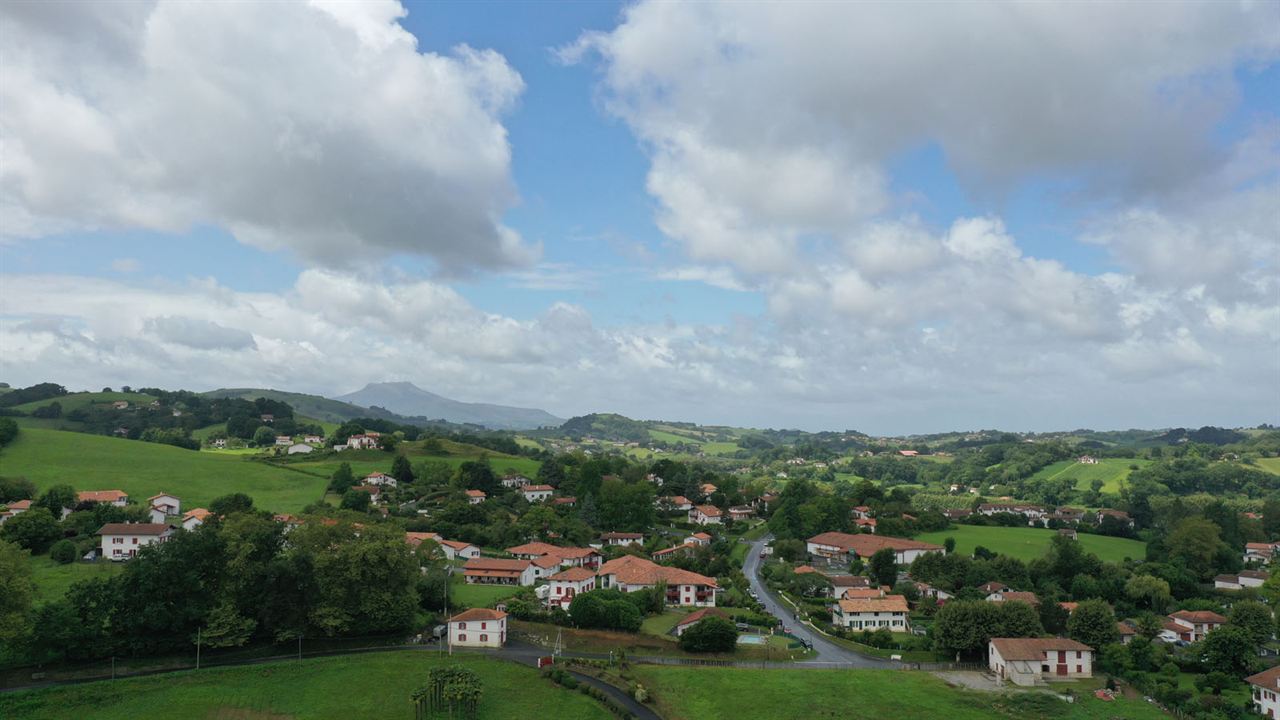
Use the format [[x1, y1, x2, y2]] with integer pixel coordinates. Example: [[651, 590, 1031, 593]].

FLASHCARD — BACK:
[[742, 535, 893, 668]]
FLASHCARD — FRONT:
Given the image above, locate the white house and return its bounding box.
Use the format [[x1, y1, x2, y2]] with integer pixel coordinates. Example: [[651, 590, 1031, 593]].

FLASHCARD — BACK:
[[522, 485, 554, 502], [274, 435, 292, 446], [689, 505, 723, 525], [1245, 542, 1280, 565], [462, 558, 540, 586], [806, 531, 945, 565], [1247, 666, 1280, 719], [1078, 455, 1100, 464], [147, 493, 181, 516], [1215, 570, 1269, 590], [182, 508, 211, 531], [465, 489, 486, 504], [686, 532, 713, 547], [1160, 610, 1226, 643], [303, 435, 323, 444], [728, 506, 755, 521], [506, 542, 602, 569], [989, 638, 1093, 686], [545, 567, 596, 610], [832, 595, 910, 632], [79, 490, 128, 507], [500, 474, 531, 488], [286, 443, 314, 455], [439, 539, 481, 561], [597, 555, 719, 607], [600, 532, 645, 547], [364, 472, 397, 487], [98, 523, 174, 560], [0, 499, 32, 525], [346, 434, 378, 450], [658, 495, 693, 512], [448, 608, 507, 648]]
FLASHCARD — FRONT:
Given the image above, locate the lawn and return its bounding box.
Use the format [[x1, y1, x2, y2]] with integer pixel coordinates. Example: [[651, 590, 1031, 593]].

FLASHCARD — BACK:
[[1256, 458, 1280, 475], [28, 556, 123, 604], [639, 609, 688, 638], [0, 428, 329, 513], [451, 577, 523, 608], [916, 525, 1146, 563], [631, 666, 1169, 720], [1030, 458, 1149, 493], [0, 651, 610, 720]]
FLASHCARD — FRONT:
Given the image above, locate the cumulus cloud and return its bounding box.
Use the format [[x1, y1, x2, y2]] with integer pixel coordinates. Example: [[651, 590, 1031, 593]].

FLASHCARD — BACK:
[[0, 0, 533, 271], [144, 316, 256, 351]]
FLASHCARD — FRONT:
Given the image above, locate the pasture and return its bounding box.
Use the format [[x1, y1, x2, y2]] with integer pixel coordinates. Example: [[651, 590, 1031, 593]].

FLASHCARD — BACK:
[[0, 652, 609, 720], [1255, 457, 1280, 475], [0, 428, 329, 513], [916, 524, 1146, 563], [1029, 458, 1148, 493], [632, 666, 1167, 720], [28, 556, 123, 604], [9, 391, 156, 415]]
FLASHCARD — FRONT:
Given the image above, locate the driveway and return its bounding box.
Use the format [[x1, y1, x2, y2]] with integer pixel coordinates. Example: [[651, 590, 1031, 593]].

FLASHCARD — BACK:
[[742, 535, 894, 668]]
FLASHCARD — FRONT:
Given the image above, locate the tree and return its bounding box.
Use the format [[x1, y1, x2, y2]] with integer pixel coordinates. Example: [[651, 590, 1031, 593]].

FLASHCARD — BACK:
[[379, 434, 399, 452], [391, 455, 415, 485], [933, 601, 1001, 656], [329, 462, 355, 493], [457, 462, 497, 496], [251, 426, 276, 447], [0, 417, 18, 448], [1067, 599, 1117, 650], [1228, 600, 1274, 648], [1202, 625, 1256, 677], [413, 665, 482, 720], [679, 616, 738, 652], [49, 538, 77, 564], [772, 539, 806, 562], [1039, 597, 1070, 635], [1125, 574, 1171, 614], [0, 540, 34, 643], [0, 476, 36, 503], [869, 548, 897, 588], [997, 600, 1044, 638], [201, 599, 257, 648], [1, 507, 61, 553], [36, 484, 76, 516], [943, 537, 956, 554], [1165, 517, 1223, 580], [341, 488, 371, 512], [209, 493, 254, 517]]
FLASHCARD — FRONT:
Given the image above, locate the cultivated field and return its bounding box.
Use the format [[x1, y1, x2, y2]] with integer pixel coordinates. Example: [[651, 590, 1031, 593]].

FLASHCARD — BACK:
[[632, 665, 1168, 720], [0, 428, 328, 513], [1029, 458, 1149, 493], [916, 525, 1146, 563], [0, 652, 610, 720]]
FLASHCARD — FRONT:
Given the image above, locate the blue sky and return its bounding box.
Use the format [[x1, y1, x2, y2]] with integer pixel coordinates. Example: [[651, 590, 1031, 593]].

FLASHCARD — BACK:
[[0, 1, 1276, 433]]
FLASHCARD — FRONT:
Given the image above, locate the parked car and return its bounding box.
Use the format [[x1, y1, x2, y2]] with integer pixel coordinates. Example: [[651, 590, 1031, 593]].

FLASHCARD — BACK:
[[735, 622, 750, 631], [759, 552, 767, 558]]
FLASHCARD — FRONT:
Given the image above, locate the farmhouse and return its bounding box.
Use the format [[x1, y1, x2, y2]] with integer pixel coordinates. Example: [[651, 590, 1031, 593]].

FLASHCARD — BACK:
[[1246, 665, 1280, 719], [977, 503, 1046, 522], [1160, 610, 1226, 643], [274, 436, 292, 446], [806, 532, 945, 564], [346, 434, 378, 450], [522, 485, 554, 502], [652, 543, 696, 561], [448, 608, 507, 648], [545, 567, 596, 610], [465, 489, 486, 504], [462, 558, 539, 586], [689, 505, 723, 525], [1077, 455, 1099, 464], [506, 542, 601, 569], [658, 496, 692, 511], [98, 523, 174, 560], [438, 539, 481, 561], [352, 485, 381, 503], [673, 607, 728, 636], [596, 555, 719, 607], [832, 595, 910, 632], [854, 517, 877, 533], [851, 506, 872, 520], [181, 508, 211, 531], [728, 506, 755, 521], [1214, 570, 1269, 590], [1245, 542, 1279, 564], [364, 472, 397, 487], [0, 499, 31, 525], [500, 474, 531, 488], [79, 490, 128, 507], [600, 532, 645, 547], [913, 582, 952, 601], [989, 638, 1093, 686], [304, 435, 323, 444], [686, 532, 713, 547], [699, 483, 718, 497], [148, 493, 181, 516], [1095, 508, 1134, 528]]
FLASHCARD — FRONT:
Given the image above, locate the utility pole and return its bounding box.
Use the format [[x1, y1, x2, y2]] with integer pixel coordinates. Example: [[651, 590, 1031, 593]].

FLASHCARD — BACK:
[[297, 635, 302, 663], [196, 627, 201, 670], [111, 656, 116, 680]]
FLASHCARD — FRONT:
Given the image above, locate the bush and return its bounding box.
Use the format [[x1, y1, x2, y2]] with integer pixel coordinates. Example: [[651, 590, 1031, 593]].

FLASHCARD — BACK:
[[49, 539, 76, 564], [678, 616, 738, 653]]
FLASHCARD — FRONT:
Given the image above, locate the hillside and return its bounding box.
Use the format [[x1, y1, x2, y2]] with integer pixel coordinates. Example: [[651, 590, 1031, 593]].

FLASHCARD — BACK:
[[9, 391, 157, 414], [0, 428, 327, 512], [335, 381, 563, 430], [203, 387, 402, 424]]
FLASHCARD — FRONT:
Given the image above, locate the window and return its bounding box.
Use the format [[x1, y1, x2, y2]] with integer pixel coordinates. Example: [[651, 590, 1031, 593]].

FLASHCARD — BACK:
[[458, 622, 466, 629], [132, 537, 138, 544], [481, 622, 487, 630], [480, 634, 488, 642], [458, 634, 466, 641]]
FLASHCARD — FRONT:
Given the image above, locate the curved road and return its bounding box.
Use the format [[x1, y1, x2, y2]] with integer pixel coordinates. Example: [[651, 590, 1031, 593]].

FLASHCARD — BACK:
[[742, 535, 893, 668]]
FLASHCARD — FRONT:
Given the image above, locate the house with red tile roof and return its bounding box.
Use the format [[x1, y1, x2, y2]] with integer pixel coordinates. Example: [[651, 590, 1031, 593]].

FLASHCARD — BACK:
[[658, 495, 693, 511], [522, 485, 554, 502], [806, 532, 944, 564], [686, 532, 713, 546], [673, 607, 729, 636], [98, 522, 174, 560], [465, 489, 486, 504], [832, 595, 909, 632], [689, 505, 722, 525], [545, 566, 596, 610], [181, 508, 211, 531], [986, 590, 1040, 606], [462, 557, 539, 586], [1160, 610, 1227, 643], [448, 608, 506, 648], [597, 555, 719, 607], [599, 532, 645, 547], [989, 638, 1092, 685], [79, 490, 128, 507], [1246, 665, 1280, 718]]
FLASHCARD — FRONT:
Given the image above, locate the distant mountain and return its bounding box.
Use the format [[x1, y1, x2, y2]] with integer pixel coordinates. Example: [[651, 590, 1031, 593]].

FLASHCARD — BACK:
[[334, 382, 564, 431], [203, 388, 403, 424]]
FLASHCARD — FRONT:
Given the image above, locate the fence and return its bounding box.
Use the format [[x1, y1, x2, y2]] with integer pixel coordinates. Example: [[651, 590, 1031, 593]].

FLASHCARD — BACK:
[[901, 661, 986, 671]]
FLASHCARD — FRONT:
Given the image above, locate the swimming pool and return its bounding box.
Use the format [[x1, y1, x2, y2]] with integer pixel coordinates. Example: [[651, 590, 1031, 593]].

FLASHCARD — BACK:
[[737, 634, 768, 645]]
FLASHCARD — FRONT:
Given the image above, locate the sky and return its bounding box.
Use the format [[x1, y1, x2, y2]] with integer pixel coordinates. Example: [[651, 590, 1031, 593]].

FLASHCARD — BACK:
[[0, 0, 1277, 435]]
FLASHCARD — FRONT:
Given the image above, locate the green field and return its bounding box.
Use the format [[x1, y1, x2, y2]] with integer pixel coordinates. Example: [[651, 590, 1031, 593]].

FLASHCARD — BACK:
[[451, 577, 523, 608], [1030, 458, 1148, 493], [10, 391, 156, 414], [28, 556, 123, 604], [1256, 458, 1280, 475], [917, 525, 1146, 563], [0, 652, 609, 720], [0, 428, 328, 513], [648, 428, 702, 445], [632, 666, 1167, 720]]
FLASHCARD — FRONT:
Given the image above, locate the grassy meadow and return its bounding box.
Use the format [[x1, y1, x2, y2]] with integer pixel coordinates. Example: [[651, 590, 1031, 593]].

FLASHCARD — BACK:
[[917, 524, 1146, 563], [27, 555, 124, 604], [9, 391, 156, 415], [0, 428, 328, 513], [0, 652, 610, 720], [1255, 457, 1280, 475], [450, 576, 524, 608], [632, 666, 1168, 720], [1029, 458, 1149, 493]]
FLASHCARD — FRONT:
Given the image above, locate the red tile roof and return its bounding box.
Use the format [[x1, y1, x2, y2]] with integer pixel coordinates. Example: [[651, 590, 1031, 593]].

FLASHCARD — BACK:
[[1169, 610, 1226, 624], [5, 499, 31, 510], [548, 567, 596, 582], [990, 637, 1091, 661], [675, 607, 728, 628], [449, 608, 507, 623], [97, 523, 170, 536], [597, 555, 718, 589], [693, 504, 722, 517], [1246, 665, 1280, 690], [79, 490, 127, 503], [807, 532, 943, 557], [837, 595, 908, 614]]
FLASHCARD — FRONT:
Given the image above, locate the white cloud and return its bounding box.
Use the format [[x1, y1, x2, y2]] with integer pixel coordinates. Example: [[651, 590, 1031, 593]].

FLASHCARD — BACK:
[[657, 266, 748, 292], [0, 0, 533, 271], [110, 258, 141, 273]]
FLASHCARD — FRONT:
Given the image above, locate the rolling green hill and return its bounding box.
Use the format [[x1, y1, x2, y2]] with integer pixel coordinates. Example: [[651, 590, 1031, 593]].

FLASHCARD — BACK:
[[203, 388, 392, 424], [1029, 458, 1149, 493], [10, 391, 156, 414], [0, 428, 327, 512], [917, 525, 1146, 563]]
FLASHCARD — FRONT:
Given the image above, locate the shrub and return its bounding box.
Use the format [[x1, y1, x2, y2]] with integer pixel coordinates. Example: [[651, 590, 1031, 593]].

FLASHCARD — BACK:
[[49, 539, 76, 564], [678, 616, 738, 653]]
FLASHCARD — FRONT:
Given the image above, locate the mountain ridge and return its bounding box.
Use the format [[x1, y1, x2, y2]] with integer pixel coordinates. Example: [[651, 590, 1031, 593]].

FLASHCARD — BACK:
[[333, 381, 564, 431]]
